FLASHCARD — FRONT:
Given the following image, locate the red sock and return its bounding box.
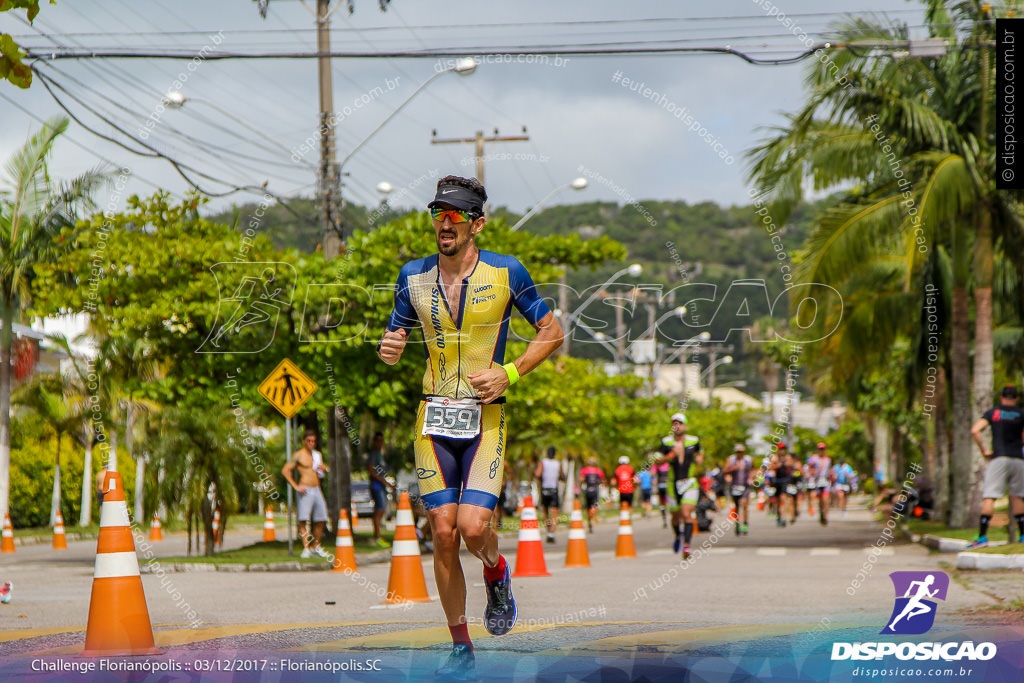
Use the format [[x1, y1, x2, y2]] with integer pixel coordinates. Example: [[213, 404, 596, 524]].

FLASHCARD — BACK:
[[483, 554, 507, 582], [449, 622, 472, 650]]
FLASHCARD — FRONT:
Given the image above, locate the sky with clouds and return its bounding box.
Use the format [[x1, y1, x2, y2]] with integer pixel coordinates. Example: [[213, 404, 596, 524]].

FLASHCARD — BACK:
[[2, 0, 930, 216]]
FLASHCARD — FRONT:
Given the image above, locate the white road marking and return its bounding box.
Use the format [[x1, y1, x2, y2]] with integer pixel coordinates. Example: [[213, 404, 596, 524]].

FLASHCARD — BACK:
[[756, 548, 787, 556]]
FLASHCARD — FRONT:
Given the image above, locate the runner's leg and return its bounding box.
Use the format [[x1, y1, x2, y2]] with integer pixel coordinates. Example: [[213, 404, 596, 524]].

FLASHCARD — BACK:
[[428, 504, 468, 629]]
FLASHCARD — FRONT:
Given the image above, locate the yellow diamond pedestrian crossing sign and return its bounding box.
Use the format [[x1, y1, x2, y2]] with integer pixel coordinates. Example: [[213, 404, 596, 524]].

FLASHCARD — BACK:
[[258, 358, 317, 418]]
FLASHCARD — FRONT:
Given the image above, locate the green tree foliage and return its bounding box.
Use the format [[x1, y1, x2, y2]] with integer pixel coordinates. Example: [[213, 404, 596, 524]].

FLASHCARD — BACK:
[[746, 1, 1024, 525], [149, 405, 272, 556], [0, 116, 105, 520], [0, 1, 48, 88]]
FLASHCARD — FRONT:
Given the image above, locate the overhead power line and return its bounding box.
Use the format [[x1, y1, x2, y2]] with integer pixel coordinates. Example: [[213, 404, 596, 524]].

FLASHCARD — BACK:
[[26, 44, 830, 66]]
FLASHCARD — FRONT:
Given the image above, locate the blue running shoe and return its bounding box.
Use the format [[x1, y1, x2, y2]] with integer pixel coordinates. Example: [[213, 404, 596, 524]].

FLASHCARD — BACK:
[[436, 644, 475, 680], [483, 561, 517, 636], [967, 536, 988, 549], [672, 535, 681, 553]]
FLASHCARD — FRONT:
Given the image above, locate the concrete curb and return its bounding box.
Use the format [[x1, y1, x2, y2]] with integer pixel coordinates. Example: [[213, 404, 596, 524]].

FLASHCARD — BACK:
[[11, 532, 99, 546], [921, 534, 1007, 553], [140, 548, 395, 573], [955, 552, 1024, 571]]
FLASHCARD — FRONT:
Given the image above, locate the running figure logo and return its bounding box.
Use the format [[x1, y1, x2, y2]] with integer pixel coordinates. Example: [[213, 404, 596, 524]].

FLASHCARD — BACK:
[[198, 262, 296, 354], [881, 571, 949, 635]]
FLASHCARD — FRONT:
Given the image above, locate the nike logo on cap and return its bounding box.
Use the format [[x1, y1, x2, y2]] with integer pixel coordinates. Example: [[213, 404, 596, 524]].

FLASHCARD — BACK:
[[441, 189, 457, 194]]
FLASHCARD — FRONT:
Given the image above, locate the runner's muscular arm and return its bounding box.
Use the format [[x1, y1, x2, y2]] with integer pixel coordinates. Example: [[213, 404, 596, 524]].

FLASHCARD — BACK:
[[470, 311, 564, 404], [971, 417, 992, 456]]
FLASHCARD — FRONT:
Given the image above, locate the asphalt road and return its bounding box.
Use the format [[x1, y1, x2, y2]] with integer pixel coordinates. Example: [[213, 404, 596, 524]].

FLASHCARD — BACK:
[[0, 498, 1017, 682]]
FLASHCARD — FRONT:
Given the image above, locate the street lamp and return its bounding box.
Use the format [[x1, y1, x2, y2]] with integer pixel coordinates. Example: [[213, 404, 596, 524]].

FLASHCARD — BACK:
[[511, 177, 589, 231], [702, 355, 733, 405], [558, 316, 620, 360], [339, 59, 476, 175], [559, 263, 642, 362], [640, 306, 687, 396], [162, 91, 308, 166]]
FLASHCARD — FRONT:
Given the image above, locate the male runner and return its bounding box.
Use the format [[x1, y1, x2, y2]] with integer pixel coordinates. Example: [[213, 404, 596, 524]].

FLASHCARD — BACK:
[[652, 413, 704, 559], [613, 456, 636, 510], [637, 467, 653, 518], [772, 444, 793, 527], [378, 175, 563, 678], [788, 451, 803, 525], [535, 447, 565, 543], [578, 457, 605, 532], [724, 443, 753, 536], [832, 457, 855, 513], [655, 459, 671, 528], [805, 442, 832, 526], [281, 430, 330, 558], [968, 385, 1024, 548]]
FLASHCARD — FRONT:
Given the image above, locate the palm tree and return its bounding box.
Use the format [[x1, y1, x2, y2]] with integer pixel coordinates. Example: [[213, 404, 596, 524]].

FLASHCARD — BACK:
[[151, 406, 270, 556], [746, 2, 1024, 526], [12, 370, 85, 525], [45, 332, 108, 525], [0, 117, 106, 519]]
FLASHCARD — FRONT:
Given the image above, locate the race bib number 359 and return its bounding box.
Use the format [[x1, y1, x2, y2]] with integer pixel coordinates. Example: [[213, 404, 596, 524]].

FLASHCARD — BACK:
[[422, 399, 481, 440]]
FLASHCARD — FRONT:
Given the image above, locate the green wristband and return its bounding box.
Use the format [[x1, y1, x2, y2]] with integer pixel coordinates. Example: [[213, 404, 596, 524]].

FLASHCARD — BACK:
[[503, 362, 520, 385]]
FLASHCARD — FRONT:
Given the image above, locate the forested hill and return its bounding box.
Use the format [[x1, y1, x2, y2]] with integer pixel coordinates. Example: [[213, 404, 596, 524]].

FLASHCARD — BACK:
[[208, 196, 826, 288]]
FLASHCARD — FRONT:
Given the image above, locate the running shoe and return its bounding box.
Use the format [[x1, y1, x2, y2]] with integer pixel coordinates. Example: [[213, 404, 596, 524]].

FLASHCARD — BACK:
[[734, 522, 741, 537], [741, 523, 748, 535], [300, 548, 313, 558], [967, 536, 989, 549], [0, 581, 10, 604], [483, 560, 517, 636], [546, 532, 555, 544], [312, 546, 330, 559], [682, 545, 690, 560], [375, 538, 391, 548], [436, 644, 475, 680], [672, 535, 682, 553]]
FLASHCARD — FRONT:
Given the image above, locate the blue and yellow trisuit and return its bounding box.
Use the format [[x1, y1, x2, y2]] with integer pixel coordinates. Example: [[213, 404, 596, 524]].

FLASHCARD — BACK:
[[386, 250, 550, 511]]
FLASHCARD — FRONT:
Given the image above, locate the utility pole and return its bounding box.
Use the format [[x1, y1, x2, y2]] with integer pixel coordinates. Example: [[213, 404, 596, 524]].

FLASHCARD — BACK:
[[430, 128, 529, 199], [316, 0, 343, 260]]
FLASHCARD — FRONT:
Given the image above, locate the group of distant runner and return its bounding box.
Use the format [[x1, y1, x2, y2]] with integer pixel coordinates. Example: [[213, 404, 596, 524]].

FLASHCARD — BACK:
[[527, 412, 863, 562]]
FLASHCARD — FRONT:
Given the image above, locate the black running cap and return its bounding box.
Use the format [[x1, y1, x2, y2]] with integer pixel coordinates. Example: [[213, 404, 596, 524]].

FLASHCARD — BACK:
[[427, 184, 485, 214], [1002, 385, 1019, 399]]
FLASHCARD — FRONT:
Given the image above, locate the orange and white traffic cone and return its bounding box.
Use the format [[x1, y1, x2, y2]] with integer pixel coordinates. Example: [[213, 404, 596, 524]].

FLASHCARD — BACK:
[[757, 490, 766, 511], [615, 502, 637, 558], [564, 499, 591, 568], [262, 507, 276, 542], [82, 471, 159, 656], [383, 493, 431, 603], [1, 514, 15, 553], [728, 505, 737, 522], [212, 509, 222, 546], [52, 510, 68, 550], [148, 515, 163, 542], [332, 509, 357, 573], [512, 496, 550, 577], [351, 508, 359, 530]]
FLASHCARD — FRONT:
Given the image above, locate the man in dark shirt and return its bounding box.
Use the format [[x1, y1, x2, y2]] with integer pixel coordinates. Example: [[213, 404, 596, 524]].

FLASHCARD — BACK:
[[969, 385, 1024, 548]]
